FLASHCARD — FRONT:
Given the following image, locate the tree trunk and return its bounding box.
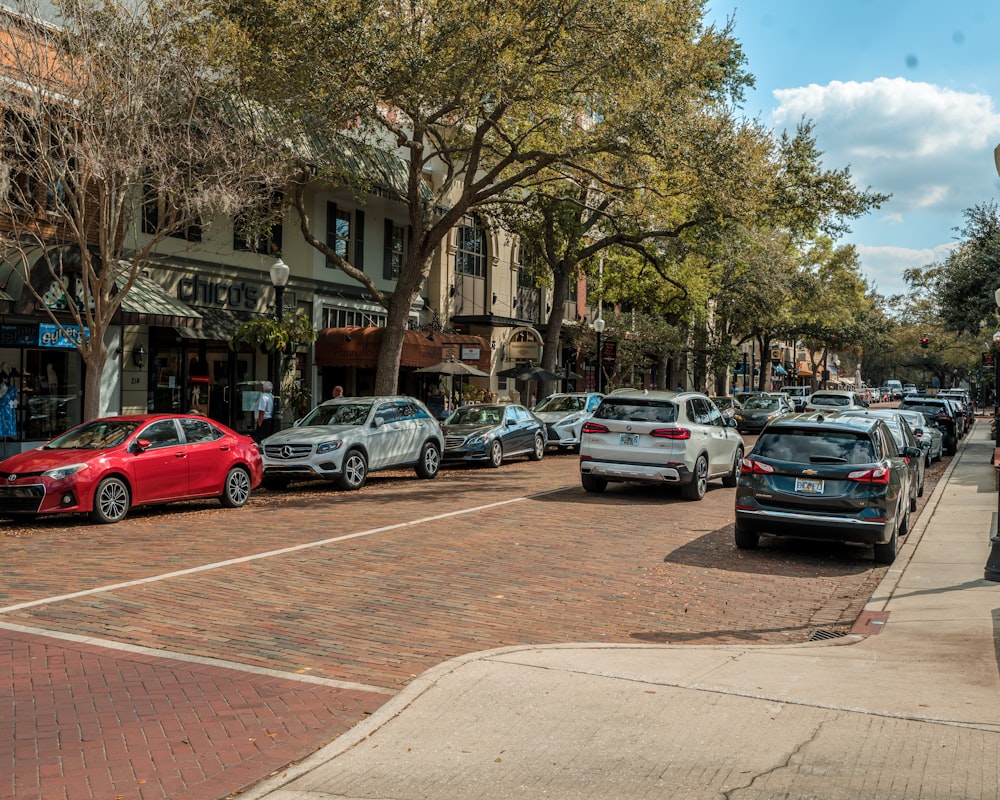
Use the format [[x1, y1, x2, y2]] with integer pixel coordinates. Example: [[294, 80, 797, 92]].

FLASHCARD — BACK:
[[83, 349, 106, 421], [539, 264, 572, 399], [374, 297, 413, 395]]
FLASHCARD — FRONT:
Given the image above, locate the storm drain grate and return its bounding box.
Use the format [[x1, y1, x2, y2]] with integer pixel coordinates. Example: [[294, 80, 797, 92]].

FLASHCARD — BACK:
[[808, 628, 849, 642]]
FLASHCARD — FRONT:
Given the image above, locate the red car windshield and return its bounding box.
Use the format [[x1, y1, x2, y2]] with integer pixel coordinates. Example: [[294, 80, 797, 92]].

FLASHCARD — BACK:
[[45, 420, 140, 449]]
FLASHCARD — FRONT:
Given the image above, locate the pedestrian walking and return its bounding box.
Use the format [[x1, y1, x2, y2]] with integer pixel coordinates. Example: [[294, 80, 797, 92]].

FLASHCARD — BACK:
[[255, 381, 275, 442]]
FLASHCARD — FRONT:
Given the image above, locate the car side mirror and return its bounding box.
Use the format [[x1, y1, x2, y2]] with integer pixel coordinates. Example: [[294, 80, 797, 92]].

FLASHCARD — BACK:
[[372, 417, 384, 428], [130, 439, 150, 454], [905, 446, 922, 459], [727, 418, 738, 428]]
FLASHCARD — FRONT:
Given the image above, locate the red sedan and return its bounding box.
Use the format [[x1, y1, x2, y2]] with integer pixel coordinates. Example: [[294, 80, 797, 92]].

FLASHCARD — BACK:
[[0, 414, 262, 524]]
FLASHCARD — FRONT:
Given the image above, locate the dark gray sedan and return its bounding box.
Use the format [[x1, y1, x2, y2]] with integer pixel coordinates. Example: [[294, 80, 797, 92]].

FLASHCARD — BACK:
[[441, 404, 546, 467]]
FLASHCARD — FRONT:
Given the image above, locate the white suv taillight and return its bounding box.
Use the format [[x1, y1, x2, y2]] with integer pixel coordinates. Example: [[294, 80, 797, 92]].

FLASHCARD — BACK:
[[650, 427, 691, 439]]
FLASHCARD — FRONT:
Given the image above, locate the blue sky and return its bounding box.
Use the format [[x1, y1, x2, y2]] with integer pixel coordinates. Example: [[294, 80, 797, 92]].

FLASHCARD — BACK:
[[705, 1, 1000, 298]]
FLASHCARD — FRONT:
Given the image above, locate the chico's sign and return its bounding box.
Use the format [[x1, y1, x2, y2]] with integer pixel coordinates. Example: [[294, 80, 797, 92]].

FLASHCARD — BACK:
[[178, 275, 260, 309]]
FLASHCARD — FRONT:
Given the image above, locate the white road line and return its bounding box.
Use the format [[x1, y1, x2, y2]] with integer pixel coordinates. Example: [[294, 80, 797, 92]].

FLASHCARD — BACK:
[[0, 619, 396, 693], [0, 487, 568, 615]]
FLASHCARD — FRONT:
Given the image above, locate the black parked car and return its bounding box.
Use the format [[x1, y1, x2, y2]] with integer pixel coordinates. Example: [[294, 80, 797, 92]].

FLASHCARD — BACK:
[[441, 404, 546, 467], [735, 414, 918, 564], [897, 396, 959, 455]]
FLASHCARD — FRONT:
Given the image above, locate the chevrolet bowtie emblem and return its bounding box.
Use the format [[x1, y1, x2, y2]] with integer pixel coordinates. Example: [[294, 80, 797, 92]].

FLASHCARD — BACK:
[[802, 469, 818, 475]]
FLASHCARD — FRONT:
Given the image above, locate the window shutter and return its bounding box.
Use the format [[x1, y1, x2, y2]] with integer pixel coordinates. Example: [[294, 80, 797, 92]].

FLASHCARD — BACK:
[[383, 218, 394, 279], [326, 202, 338, 268], [354, 209, 365, 270]]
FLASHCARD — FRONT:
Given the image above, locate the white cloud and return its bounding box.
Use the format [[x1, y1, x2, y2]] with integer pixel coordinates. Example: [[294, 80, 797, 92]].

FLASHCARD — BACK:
[[855, 242, 957, 297], [770, 77, 1000, 226]]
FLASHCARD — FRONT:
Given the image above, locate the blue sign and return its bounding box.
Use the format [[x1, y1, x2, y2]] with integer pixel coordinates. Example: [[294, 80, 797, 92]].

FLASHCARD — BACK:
[[38, 322, 88, 348], [0, 324, 37, 346]]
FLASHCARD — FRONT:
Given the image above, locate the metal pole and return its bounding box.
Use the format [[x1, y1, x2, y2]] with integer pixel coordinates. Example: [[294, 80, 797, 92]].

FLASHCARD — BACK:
[[994, 342, 1000, 447], [596, 329, 603, 394], [272, 284, 285, 434], [742, 351, 748, 392]]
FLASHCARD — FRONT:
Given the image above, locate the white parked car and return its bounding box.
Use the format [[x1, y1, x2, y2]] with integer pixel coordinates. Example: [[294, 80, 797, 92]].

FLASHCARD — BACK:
[[579, 389, 744, 500], [532, 392, 604, 450], [803, 390, 868, 413], [893, 409, 944, 466], [260, 396, 443, 490]]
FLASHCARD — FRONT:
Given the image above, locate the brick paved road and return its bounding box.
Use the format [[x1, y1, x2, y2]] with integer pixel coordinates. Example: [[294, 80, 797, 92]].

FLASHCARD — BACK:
[[0, 445, 949, 799]]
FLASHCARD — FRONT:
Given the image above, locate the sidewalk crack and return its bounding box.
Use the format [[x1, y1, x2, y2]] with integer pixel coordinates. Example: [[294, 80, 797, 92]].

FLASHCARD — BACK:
[[721, 718, 830, 799]]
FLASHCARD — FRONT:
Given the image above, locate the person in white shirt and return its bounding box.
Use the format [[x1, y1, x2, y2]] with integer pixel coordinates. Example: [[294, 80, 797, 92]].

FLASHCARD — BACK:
[[255, 381, 274, 441]]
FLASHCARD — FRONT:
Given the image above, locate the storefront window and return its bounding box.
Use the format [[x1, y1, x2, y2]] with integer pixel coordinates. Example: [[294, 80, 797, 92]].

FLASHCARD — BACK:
[[23, 348, 82, 440], [0, 346, 83, 442]]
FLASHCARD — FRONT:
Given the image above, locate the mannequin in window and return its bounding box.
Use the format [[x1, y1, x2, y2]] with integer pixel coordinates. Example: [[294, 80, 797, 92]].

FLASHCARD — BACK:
[[0, 376, 17, 439]]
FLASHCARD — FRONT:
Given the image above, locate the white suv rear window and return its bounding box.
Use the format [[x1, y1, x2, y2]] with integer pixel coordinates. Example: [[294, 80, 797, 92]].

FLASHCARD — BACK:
[[594, 399, 678, 423]]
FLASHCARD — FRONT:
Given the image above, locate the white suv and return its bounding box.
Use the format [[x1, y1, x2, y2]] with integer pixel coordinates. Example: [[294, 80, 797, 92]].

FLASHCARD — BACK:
[[260, 396, 443, 490], [579, 390, 744, 500]]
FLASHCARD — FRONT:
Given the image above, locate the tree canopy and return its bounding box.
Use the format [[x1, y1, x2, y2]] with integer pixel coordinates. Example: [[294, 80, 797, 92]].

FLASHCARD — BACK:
[[0, 0, 279, 417], [215, 0, 762, 393]]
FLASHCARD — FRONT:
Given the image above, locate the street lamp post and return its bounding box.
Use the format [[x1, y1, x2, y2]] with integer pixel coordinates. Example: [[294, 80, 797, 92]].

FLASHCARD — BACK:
[[993, 329, 1000, 448], [270, 258, 290, 432], [593, 317, 606, 394]]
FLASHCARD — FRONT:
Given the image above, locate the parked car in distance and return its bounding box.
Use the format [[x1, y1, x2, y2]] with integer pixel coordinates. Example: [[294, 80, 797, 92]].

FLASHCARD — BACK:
[[893, 409, 944, 465], [710, 395, 743, 420], [897, 396, 960, 455], [580, 390, 744, 501], [735, 413, 916, 564], [802, 390, 868, 413], [838, 409, 925, 507], [734, 394, 793, 434], [260, 396, 443, 490], [779, 385, 811, 411], [531, 392, 603, 450], [939, 396, 967, 438], [441, 403, 546, 466], [0, 414, 262, 524], [937, 389, 974, 428]]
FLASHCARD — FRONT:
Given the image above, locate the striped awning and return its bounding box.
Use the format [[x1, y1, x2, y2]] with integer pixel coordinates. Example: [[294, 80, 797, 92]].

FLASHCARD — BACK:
[[116, 267, 203, 328]]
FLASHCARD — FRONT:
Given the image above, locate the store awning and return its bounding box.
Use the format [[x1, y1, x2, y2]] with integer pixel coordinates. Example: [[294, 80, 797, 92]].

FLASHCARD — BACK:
[[117, 267, 203, 329], [315, 327, 491, 371], [796, 361, 814, 378], [0, 248, 202, 328], [175, 307, 251, 342], [772, 364, 788, 376]]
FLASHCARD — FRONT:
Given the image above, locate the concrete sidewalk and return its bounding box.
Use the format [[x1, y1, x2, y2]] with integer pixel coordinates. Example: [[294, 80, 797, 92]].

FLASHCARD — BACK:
[[243, 423, 1000, 800]]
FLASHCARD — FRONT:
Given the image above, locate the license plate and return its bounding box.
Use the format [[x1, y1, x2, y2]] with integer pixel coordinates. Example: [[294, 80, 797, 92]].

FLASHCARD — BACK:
[[794, 477, 824, 494], [619, 433, 640, 446]]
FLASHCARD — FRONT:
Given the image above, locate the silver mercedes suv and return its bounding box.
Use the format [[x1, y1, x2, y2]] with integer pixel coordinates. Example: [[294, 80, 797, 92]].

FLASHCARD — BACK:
[[260, 396, 443, 490]]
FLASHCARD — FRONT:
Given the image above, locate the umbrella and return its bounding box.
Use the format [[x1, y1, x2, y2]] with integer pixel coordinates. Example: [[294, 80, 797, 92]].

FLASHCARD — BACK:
[[415, 359, 490, 377], [496, 363, 565, 382], [415, 358, 490, 411]]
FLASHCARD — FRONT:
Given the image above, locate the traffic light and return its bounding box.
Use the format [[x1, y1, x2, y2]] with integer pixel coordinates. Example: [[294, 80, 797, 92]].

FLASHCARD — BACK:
[[920, 335, 929, 349]]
